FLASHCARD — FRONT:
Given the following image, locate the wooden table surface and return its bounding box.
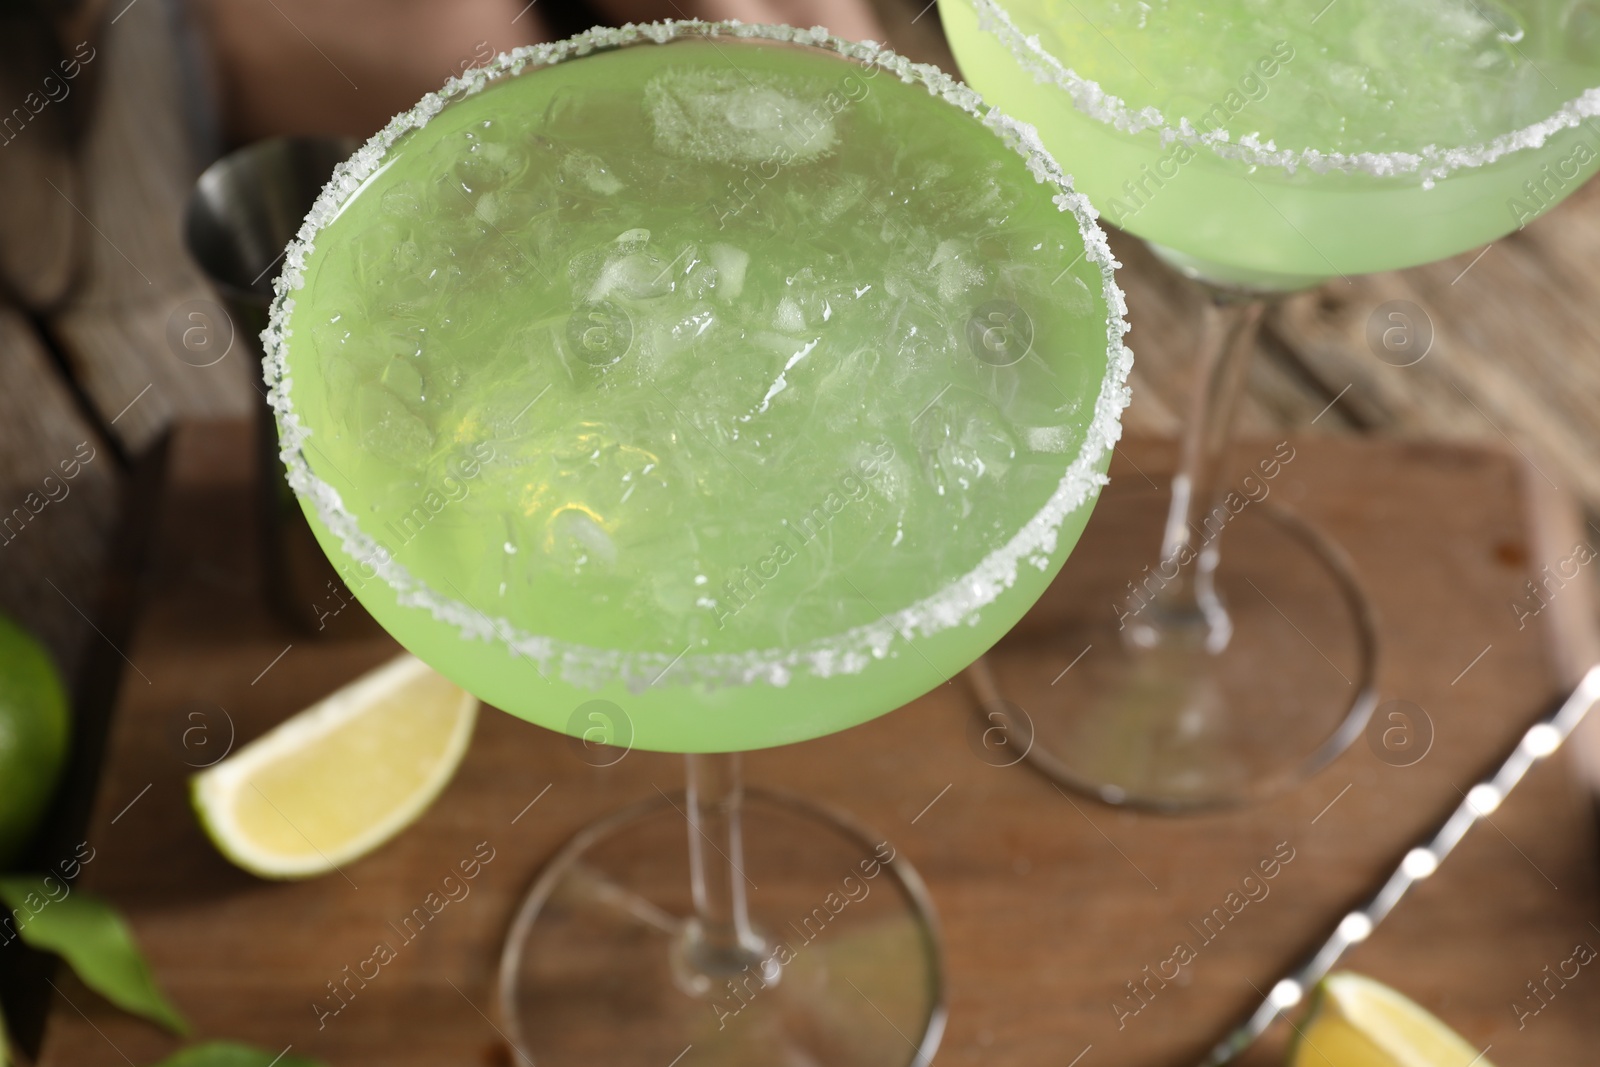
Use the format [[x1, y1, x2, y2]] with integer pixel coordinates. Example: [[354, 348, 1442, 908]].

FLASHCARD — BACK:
[[30, 425, 1600, 1067], [2, 1, 1600, 1064]]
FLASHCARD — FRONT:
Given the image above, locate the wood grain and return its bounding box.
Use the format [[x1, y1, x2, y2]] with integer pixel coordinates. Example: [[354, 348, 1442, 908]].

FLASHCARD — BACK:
[[0, 10, 84, 309], [1261, 176, 1600, 515], [33, 424, 1599, 1067], [0, 306, 118, 685], [45, 0, 254, 455]]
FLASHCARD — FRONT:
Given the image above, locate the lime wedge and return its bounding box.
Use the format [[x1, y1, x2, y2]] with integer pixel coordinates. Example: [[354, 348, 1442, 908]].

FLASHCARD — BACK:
[[192, 654, 477, 879], [1294, 973, 1496, 1067]]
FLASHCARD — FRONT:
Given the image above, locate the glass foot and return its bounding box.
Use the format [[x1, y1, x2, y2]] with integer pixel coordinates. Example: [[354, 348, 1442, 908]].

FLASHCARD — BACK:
[[498, 789, 945, 1066], [969, 488, 1378, 811]]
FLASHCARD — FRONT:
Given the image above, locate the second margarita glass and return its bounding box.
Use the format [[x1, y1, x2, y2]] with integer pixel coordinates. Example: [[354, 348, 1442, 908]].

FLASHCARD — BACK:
[[941, 0, 1600, 809]]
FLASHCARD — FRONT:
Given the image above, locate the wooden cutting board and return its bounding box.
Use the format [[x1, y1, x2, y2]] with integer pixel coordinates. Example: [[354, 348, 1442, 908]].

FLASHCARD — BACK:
[[33, 422, 1600, 1067]]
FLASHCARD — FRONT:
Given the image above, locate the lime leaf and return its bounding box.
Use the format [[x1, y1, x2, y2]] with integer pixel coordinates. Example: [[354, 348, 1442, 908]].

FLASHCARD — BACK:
[[0, 876, 188, 1035], [148, 1042, 326, 1067]]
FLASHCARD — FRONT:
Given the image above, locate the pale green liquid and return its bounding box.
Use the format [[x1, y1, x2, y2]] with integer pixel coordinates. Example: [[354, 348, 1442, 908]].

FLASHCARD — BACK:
[[941, 0, 1600, 286], [284, 38, 1115, 751]]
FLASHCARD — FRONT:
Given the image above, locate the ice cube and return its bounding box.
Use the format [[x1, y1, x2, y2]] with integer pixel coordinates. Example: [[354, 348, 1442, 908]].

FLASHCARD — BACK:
[[560, 150, 624, 196], [774, 296, 805, 332], [783, 266, 841, 326], [883, 293, 951, 368], [864, 442, 915, 509], [806, 177, 861, 225], [614, 228, 651, 253], [685, 262, 718, 299], [1023, 425, 1074, 453], [708, 243, 749, 300], [968, 159, 1024, 221], [309, 310, 354, 355], [646, 68, 840, 166], [912, 389, 1017, 510], [630, 302, 715, 378], [453, 130, 530, 193], [344, 320, 425, 373], [323, 354, 362, 420], [380, 185, 423, 218], [357, 384, 434, 465], [538, 87, 583, 133], [380, 357, 426, 408], [670, 303, 717, 345], [545, 507, 617, 572], [474, 191, 505, 226], [929, 239, 985, 305], [587, 252, 674, 302]]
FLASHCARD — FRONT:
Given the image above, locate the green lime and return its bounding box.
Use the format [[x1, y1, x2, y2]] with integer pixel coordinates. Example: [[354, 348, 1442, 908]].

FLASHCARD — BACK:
[[0, 612, 69, 866]]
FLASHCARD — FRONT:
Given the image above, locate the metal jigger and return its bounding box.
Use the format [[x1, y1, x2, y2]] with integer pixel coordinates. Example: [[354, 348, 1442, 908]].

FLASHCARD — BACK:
[[183, 136, 378, 638]]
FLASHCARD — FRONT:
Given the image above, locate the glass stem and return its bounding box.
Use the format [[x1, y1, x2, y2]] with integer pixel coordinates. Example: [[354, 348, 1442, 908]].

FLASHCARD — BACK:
[[1125, 292, 1266, 655], [674, 752, 772, 995]]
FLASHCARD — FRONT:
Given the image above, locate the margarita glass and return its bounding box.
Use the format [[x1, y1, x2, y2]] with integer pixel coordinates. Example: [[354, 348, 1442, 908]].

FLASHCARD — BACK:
[[264, 21, 1130, 1064], [940, 0, 1600, 809]]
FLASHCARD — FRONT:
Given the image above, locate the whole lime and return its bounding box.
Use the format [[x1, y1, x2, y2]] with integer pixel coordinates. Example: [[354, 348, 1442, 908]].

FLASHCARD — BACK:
[[0, 612, 69, 866]]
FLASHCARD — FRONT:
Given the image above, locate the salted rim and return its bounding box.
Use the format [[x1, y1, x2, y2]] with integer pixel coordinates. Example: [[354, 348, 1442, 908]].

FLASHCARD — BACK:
[[262, 18, 1132, 695], [973, 0, 1600, 185]]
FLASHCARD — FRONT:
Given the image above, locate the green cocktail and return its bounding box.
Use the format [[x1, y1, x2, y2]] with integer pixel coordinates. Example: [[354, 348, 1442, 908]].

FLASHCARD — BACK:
[[943, 0, 1600, 287], [275, 28, 1125, 754], [938, 0, 1600, 810], [265, 21, 1129, 1065]]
